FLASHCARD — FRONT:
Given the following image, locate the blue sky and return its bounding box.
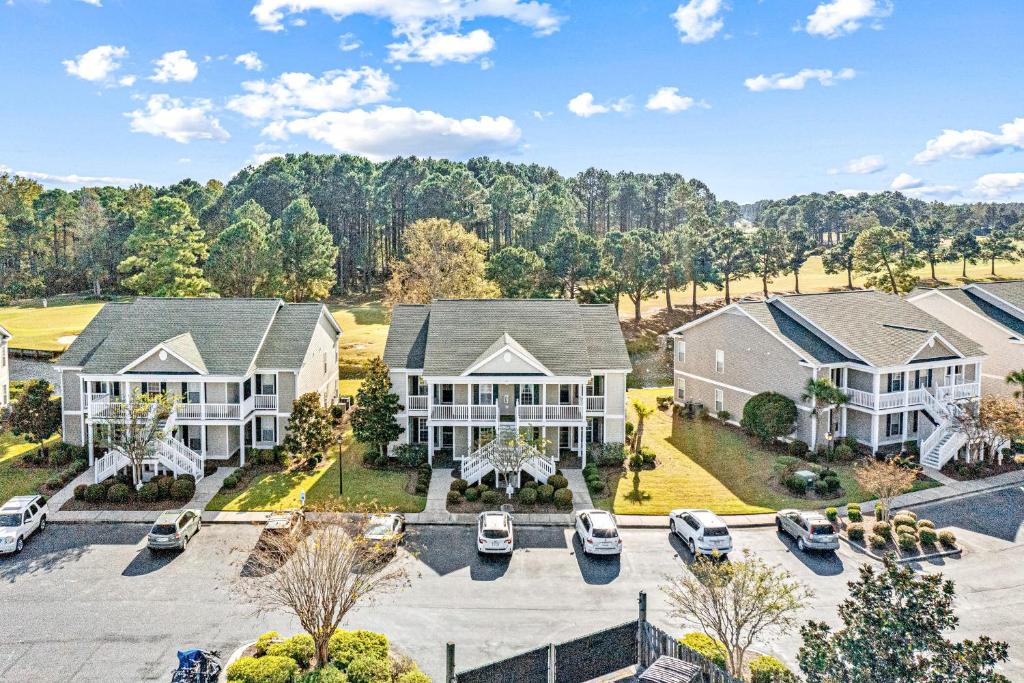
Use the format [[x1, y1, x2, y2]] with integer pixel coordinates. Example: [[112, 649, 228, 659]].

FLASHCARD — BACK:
[[2, 0, 1023, 203]]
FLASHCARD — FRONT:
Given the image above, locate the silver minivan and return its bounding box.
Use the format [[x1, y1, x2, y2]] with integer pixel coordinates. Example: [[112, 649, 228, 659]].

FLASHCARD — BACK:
[[0, 495, 49, 555], [148, 509, 202, 552]]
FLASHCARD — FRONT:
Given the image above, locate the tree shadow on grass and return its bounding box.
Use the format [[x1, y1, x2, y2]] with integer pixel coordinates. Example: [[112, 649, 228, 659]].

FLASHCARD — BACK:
[[346, 303, 388, 326], [622, 470, 652, 506]]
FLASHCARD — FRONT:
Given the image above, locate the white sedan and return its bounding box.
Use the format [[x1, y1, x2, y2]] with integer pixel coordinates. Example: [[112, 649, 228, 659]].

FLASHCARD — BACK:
[[669, 508, 733, 558], [574, 509, 623, 555]]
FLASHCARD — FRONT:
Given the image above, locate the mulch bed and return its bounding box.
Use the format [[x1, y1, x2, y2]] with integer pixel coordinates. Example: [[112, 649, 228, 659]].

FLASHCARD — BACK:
[[941, 458, 1023, 481], [60, 497, 176, 512], [446, 498, 568, 514]]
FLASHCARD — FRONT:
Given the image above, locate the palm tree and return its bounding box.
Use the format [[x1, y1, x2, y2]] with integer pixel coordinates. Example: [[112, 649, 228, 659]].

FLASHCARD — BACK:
[[801, 378, 850, 448], [1006, 370, 1024, 399], [632, 400, 654, 454]]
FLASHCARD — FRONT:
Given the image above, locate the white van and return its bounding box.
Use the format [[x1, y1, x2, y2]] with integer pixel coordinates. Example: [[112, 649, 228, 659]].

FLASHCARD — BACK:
[[0, 495, 49, 554]]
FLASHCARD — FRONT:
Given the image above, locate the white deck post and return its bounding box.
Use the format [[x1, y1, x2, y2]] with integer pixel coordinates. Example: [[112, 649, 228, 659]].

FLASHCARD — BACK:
[[88, 423, 95, 465], [427, 426, 435, 465], [200, 424, 207, 458], [239, 423, 246, 466]]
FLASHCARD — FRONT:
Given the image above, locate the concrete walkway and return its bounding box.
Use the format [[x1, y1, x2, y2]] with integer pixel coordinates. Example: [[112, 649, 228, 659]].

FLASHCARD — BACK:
[[853, 467, 1024, 515], [45, 467, 94, 513], [424, 467, 454, 513], [564, 469, 595, 511]]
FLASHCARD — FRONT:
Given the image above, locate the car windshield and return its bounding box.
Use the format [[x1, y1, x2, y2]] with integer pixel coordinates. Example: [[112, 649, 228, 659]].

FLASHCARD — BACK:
[[811, 524, 835, 535], [482, 528, 508, 539], [592, 528, 618, 539], [151, 524, 177, 535], [703, 526, 729, 537], [0, 514, 21, 527]]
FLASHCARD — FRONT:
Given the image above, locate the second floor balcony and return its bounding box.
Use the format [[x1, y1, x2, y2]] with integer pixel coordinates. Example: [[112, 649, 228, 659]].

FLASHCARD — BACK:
[[87, 393, 277, 422], [845, 380, 980, 411]]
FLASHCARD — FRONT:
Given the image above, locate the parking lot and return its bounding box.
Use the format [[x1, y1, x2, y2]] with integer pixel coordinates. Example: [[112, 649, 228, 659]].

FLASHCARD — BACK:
[[0, 491, 1021, 682]]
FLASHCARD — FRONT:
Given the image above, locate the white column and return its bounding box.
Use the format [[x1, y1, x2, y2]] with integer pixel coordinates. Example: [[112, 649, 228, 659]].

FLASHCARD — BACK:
[[580, 425, 587, 468], [427, 426, 435, 465], [809, 368, 818, 450], [200, 424, 207, 458], [88, 423, 95, 465], [870, 414, 879, 454], [239, 424, 246, 466]]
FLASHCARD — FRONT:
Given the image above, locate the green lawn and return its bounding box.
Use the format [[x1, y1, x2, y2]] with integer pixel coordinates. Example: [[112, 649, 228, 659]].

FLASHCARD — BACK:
[[601, 388, 937, 516], [206, 429, 426, 513], [0, 300, 106, 351], [0, 433, 58, 501]]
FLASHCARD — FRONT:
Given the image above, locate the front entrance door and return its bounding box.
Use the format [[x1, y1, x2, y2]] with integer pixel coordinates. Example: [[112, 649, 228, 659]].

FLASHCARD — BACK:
[[498, 384, 516, 419]]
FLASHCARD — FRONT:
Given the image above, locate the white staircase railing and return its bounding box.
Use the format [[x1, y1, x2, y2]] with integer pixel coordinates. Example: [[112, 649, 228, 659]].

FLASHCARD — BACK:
[[94, 448, 130, 483], [156, 438, 204, 482], [460, 426, 556, 486]]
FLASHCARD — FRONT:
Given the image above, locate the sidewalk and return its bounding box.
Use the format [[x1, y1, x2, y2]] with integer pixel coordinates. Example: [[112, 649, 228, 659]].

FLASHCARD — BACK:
[[853, 467, 1024, 514]]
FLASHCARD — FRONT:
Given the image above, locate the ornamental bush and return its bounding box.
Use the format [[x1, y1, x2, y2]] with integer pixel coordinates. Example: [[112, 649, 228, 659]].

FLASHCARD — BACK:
[[480, 490, 501, 506], [446, 491, 463, 505], [254, 631, 280, 657], [537, 484, 554, 503], [463, 487, 479, 502], [518, 487, 537, 505], [300, 665, 348, 683], [346, 655, 392, 683], [846, 523, 865, 541], [553, 487, 574, 509], [588, 479, 606, 494], [265, 634, 315, 668], [748, 654, 793, 683], [678, 633, 726, 670], [784, 475, 807, 495], [394, 444, 427, 468], [450, 478, 469, 493], [85, 483, 107, 503], [918, 527, 938, 544], [328, 629, 389, 670], [869, 533, 888, 550], [106, 483, 132, 504], [874, 503, 885, 520], [138, 482, 160, 502], [596, 442, 627, 467], [846, 504, 863, 522], [917, 518, 935, 529], [825, 507, 838, 522], [897, 532, 918, 551], [74, 484, 88, 501], [788, 440, 809, 457], [170, 478, 196, 501], [547, 474, 568, 490], [895, 524, 917, 538], [396, 669, 431, 683], [225, 655, 299, 683], [872, 521, 892, 540], [741, 392, 798, 443], [939, 530, 957, 548], [833, 443, 855, 461]]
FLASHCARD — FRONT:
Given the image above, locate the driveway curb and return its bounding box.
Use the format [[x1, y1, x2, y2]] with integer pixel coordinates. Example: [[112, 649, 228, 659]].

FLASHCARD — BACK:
[[839, 535, 962, 564]]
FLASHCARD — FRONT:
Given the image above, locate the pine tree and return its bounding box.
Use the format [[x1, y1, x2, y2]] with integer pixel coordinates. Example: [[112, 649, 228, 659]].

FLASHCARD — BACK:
[[351, 357, 404, 459], [283, 392, 334, 466], [279, 197, 338, 301], [117, 196, 211, 296]]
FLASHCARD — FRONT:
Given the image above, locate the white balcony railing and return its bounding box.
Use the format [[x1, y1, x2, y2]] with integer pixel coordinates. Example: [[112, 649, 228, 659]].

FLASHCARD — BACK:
[[470, 405, 497, 421], [586, 395, 605, 412], [936, 381, 980, 402], [516, 405, 583, 422], [173, 402, 241, 420], [407, 395, 428, 411], [254, 394, 278, 410], [517, 405, 543, 421], [431, 404, 469, 420], [546, 405, 582, 421], [846, 382, 979, 412]]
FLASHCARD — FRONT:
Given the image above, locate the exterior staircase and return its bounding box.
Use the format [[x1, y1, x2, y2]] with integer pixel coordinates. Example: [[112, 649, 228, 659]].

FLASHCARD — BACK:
[[93, 404, 204, 484], [460, 426, 555, 486], [917, 391, 967, 470]]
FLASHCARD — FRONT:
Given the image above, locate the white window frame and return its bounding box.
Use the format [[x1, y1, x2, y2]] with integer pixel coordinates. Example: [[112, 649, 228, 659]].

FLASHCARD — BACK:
[[715, 349, 725, 374], [145, 381, 162, 395], [520, 383, 534, 405], [676, 378, 686, 401], [715, 388, 725, 414], [885, 413, 904, 438], [259, 373, 277, 395], [186, 382, 202, 404], [477, 383, 493, 404], [676, 341, 686, 364], [259, 416, 275, 443]]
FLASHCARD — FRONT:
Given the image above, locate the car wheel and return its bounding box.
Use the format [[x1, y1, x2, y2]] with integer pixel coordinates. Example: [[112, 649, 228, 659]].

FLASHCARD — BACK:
[[181, 535, 188, 552], [775, 518, 782, 532], [797, 537, 806, 552], [15, 537, 24, 553], [670, 519, 677, 535], [688, 539, 696, 556], [39, 516, 47, 531]]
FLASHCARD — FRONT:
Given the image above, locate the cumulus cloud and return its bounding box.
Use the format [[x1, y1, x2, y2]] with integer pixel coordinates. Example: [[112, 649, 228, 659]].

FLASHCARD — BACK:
[[388, 29, 495, 65], [235, 52, 265, 71], [890, 172, 923, 190], [339, 33, 361, 51], [261, 105, 521, 161], [78, 0, 103, 5], [744, 67, 855, 92], [828, 154, 886, 175], [6, 168, 142, 187], [671, 0, 726, 44], [567, 92, 630, 117], [886, 172, 957, 199], [151, 50, 199, 83], [805, 0, 893, 38], [645, 86, 706, 113], [971, 172, 1024, 199], [126, 94, 230, 143], [227, 67, 393, 120], [913, 117, 1024, 164], [63, 45, 128, 83]]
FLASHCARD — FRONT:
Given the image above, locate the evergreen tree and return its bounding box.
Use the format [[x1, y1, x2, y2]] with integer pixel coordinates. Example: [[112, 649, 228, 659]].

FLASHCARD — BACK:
[[979, 226, 1019, 276], [118, 196, 211, 296], [206, 218, 278, 297], [915, 218, 946, 281], [785, 227, 812, 293], [619, 228, 663, 322], [278, 197, 338, 301], [545, 227, 600, 299], [749, 226, 786, 298], [351, 357, 404, 458], [852, 225, 920, 294], [485, 246, 546, 298], [946, 228, 981, 278], [711, 225, 751, 304], [283, 392, 334, 466]]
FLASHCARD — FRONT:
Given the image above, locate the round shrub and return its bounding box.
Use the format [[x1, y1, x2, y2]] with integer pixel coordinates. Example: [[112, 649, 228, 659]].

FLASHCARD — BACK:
[[74, 484, 88, 501], [814, 479, 832, 496], [522, 480, 538, 489], [553, 488, 573, 509], [346, 655, 392, 683], [265, 634, 314, 668], [446, 490, 463, 505], [397, 670, 431, 683], [547, 474, 568, 490], [477, 483, 490, 494], [895, 524, 917, 538], [463, 487, 479, 502], [872, 521, 892, 540], [741, 392, 797, 443], [254, 631, 280, 657], [170, 478, 196, 501], [897, 532, 918, 552], [225, 655, 298, 683], [822, 476, 841, 494], [896, 510, 917, 521], [518, 487, 538, 505], [869, 533, 888, 550], [784, 475, 807, 495], [918, 527, 938, 544], [85, 484, 107, 503], [537, 484, 554, 503], [156, 476, 174, 499], [224, 473, 241, 489], [749, 655, 792, 683], [833, 443, 854, 461], [892, 514, 917, 528], [678, 633, 726, 670], [328, 630, 389, 670], [138, 482, 160, 503], [178, 473, 196, 484], [847, 523, 865, 542], [588, 480, 606, 494], [301, 665, 348, 683], [825, 507, 838, 522], [788, 440, 809, 457], [917, 519, 935, 531], [480, 490, 501, 506], [46, 476, 64, 490], [846, 505, 863, 523], [450, 478, 469, 493], [939, 530, 957, 548], [106, 483, 132, 504]]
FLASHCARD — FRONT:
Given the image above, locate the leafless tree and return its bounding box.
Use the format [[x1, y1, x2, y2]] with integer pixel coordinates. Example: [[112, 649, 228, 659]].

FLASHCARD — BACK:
[[242, 512, 408, 667], [95, 388, 174, 485], [854, 459, 917, 521], [662, 550, 812, 677], [484, 429, 548, 491]]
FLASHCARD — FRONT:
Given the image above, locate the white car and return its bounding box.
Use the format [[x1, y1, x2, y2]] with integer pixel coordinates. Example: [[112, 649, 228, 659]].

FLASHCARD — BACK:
[[363, 513, 406, 545], [574, 509, 622, 555], [0, 495, 49, 555], [669, 508, 733, 558], [477, 511, 514, 555]]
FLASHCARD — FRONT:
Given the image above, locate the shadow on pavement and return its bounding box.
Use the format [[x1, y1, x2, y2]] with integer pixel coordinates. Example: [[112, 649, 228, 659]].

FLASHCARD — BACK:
[[1, 523, 149, 584], [122, 546, 181, 576], [571, 532, 621, 584], [910, 486, 1024, 543], [774, 530, 844, 577]]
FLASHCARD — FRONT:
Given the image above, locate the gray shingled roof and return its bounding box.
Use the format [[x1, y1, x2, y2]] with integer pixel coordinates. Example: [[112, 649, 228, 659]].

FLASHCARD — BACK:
[[0, 324, 10, 340], [385, 300, 631, 376], [738, 301, 851, 364], [59, 298, 335, 375], [775, 290, 983, 367], [935, 287, 1024, 337], [970, 280, 1024, 311]]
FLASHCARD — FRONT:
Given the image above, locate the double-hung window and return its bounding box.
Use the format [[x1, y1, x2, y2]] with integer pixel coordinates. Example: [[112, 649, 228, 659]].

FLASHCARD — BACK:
[[520, 384, 534, 405], [715, 349, 725, 374], [676, 378, 686, 401], [258, 416, 276, 443], [186, 382, 201, 404], [887, 373, 904, 393], [476, 383, 493, 404], [714, 388, 725, 414], [257, 373, 276, 395], [676, 341, 686, 364], [885, 413, 904, 438]]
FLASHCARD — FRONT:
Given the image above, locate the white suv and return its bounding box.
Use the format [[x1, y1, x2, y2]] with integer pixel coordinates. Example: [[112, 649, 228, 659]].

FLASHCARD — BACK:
[[0, 495, 49, 555], [669, 508, 733, 558], [477, 511, 514, 554], [574, 509, 622, 555]]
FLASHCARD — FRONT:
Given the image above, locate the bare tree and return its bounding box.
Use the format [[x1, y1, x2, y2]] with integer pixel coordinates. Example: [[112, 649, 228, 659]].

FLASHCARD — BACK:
[[854, 459, 917, 521], [95, 388, 174, 485], [947, 401, 992, 463], [483, 429, 549, 492], [243, 512, 408, 668], [662, 550, 812, 677]]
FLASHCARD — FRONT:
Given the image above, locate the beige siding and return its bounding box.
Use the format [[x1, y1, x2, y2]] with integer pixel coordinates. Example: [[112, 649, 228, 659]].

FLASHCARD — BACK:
[[131, 352, 196, 373], [604, 416, 625, 443], [63, 413, 84, 446], [62, 370, 83, 411], [847, 369, 873, 392], [605, 372, 627, 416], [453, 383, 469, 404], [910, 338, 958, 362], [473, 351, 545, 374], [278, 372, 296, 411], [453, 426, 470, 459], [205, 425, 231, 458], [296, 311, 340, 406]]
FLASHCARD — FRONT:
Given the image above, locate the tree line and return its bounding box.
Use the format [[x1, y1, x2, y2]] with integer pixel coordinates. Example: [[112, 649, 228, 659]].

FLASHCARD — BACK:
[[1, 154, 1022, 315]]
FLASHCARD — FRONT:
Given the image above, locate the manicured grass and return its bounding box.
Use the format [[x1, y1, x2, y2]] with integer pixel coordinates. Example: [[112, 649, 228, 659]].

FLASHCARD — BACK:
[[206, 429, 425, 513], [0, 433, 58, 501], [0, 301, 105, 351], [330, 298, 390, 380]]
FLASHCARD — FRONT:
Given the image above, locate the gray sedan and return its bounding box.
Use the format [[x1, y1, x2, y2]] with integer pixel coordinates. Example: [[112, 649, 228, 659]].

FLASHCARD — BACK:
[[775, 509, 839, 552]]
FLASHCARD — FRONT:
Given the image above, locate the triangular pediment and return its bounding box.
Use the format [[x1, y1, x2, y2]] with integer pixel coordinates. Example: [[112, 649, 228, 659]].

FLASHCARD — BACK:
[[908, 332, 960, 363], [119, 333, 208, 375], [462, 333, 552, 376]]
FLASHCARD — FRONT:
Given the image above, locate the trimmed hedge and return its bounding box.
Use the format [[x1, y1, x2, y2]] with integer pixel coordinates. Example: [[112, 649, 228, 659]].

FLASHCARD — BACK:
[[749, 655, 793, 683], [518, 487, 537, 505], [463, 487, 479, 502], [265, 634, 315, 668], [553, 488, 573, 509], [396, 669, 431, 683], [300, 665, 348, 683], [254, 631, 280, 657], [446, 491, 463, 505], [107, 483, 132, 504], [85, 484, 107, 503], [872, 521, 892, 540], [328, 629, 389, 670], [741, 391, 797, 443], [225, 655, 299, 683], [846, 504, 863, 523], [547, 474, 568, 490], [450, 478, 469, 493], [918, 527, 938, 544], [939, 530, 957, 548], [480, 490, 501, 506], [897, 532, 918, 551], [846, 523, 864, 542], [537, 484, 554, 503], [869, 534, 887, 549], [346, 655, 392, 683], [678, 633, 726, 670], [74, 484, 88, 500], [170, 478, 196, 501]]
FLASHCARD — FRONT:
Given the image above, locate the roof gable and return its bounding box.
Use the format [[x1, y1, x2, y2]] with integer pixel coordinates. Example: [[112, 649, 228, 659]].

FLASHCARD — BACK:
[[463, 333, 552, 376], [120, 333, 208, 374]]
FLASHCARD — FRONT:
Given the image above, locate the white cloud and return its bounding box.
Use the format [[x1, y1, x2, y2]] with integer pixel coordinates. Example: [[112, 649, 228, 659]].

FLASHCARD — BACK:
[[339, 32, 361, 51], [262, 105, 521, 161], [671, 0, 726, 44], [388, 29, 494, 65], [234, 52, 264, 71], [744, 67, 855, 92], [118, 75, 137, 87], [828, 154, 886, 175], [971, 172, 1024, 199], [913, 117, 1024, 164], [250, 151, 286, 166], [7, 168, 142, 187], [227, 67, 393, 120], [645, 86, 706, 113], [887, 172, 957, 199], [479, 57, 494, 71], [805, 0, 892, 38], [567, 92, 630, 117], [890, 172, 922, 190], [126, 94, 230, 143], [63, 45, 128, 82], [78, 0, 102, 6], [532, 110, 553, 121], [150, 50, 199, 83]]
